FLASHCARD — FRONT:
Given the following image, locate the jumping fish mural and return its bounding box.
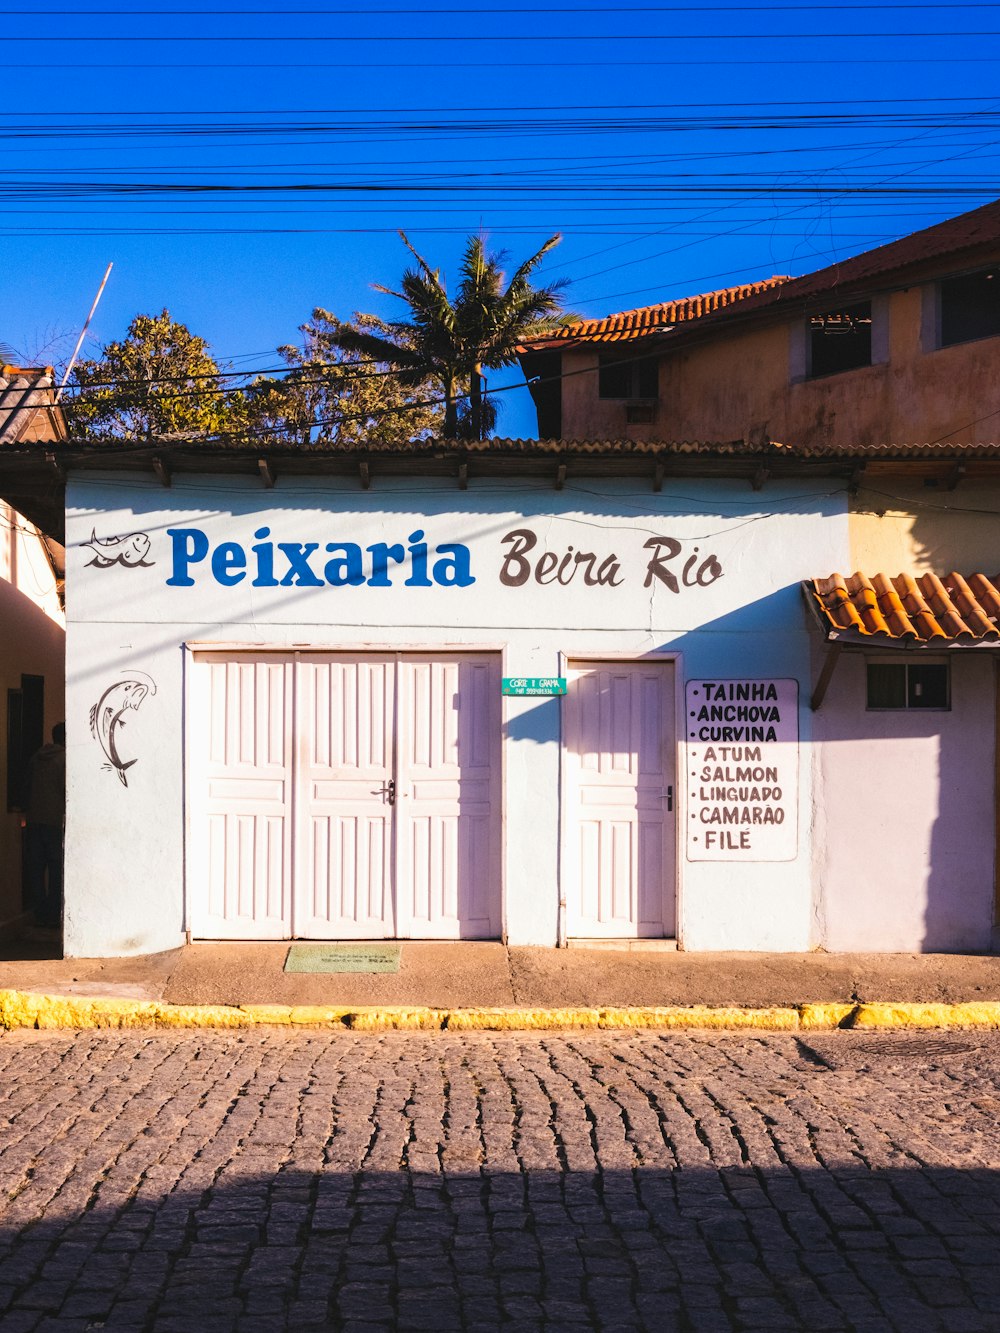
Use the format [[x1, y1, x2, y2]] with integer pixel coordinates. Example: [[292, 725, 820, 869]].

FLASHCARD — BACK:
[[89, 673, 156, 787], [82, 530, 154, 568]]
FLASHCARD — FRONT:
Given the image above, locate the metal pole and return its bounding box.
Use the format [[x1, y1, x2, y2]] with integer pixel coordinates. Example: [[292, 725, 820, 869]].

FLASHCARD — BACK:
[[55, 262, 113, 404]]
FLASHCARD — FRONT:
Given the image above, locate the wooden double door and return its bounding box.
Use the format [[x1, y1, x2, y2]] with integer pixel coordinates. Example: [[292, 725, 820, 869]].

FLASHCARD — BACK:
[[189, 652, 501, 940]]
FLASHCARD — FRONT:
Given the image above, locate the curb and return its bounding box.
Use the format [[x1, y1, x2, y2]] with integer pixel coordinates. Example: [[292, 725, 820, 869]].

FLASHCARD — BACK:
[[3, 990, 1000, 1033]]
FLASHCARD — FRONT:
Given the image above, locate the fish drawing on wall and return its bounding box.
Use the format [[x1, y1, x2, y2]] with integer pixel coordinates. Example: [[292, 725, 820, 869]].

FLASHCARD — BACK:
[[82, 530, 154, 568], [89, 673, 156, 787]]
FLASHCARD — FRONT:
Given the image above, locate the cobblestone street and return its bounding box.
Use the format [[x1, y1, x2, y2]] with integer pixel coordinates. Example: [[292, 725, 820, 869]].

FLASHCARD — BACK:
[[1, 1029, 999, 1331]]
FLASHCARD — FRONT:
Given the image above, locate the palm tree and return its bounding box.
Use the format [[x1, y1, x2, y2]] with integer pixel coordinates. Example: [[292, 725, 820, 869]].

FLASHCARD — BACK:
[[329, 231, 568, 440]]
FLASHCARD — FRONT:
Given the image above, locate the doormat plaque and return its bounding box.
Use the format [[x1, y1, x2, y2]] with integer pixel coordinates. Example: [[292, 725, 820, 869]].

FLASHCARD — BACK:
[[284, 944, 401, 974]]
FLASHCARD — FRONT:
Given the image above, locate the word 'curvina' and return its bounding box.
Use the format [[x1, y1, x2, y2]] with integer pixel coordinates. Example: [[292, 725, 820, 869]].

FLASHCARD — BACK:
[[165, 528, 475, 588]]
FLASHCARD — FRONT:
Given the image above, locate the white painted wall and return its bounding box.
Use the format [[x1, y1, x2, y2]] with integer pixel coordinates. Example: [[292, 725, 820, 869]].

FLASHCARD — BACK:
[[65, 471, 852, 957], [0, 503, 64, 922]]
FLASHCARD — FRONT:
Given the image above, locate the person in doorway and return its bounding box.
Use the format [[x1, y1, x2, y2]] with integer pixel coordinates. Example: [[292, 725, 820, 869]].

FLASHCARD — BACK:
[[24, 722, 65, 930]]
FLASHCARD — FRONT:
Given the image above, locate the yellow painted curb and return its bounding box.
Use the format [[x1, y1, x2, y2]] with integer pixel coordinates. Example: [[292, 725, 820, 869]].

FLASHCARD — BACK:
[[2, 989, 1000, 1034], [850, 1001, 1000, 1030], [598, 1006, 801, 1031], [798, 1002, 858, 1029]]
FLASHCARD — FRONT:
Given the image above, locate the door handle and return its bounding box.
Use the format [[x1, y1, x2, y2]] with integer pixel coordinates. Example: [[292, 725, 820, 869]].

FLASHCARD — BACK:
[[386, 778, 396, 806], [665, 785, 673, 811]]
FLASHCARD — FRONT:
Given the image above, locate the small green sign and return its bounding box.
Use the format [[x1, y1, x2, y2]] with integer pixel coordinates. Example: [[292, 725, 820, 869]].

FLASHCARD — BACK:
[[502, 677, 567, 696]]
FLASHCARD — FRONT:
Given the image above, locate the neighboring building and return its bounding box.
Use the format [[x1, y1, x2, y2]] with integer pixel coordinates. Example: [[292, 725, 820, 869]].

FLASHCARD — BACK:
[[517, 197, 1000, 453], [0, 367, 67, 929]]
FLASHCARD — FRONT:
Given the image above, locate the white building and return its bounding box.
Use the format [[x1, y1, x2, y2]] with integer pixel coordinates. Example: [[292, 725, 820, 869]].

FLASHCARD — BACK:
[[19, 435, 991, 959]]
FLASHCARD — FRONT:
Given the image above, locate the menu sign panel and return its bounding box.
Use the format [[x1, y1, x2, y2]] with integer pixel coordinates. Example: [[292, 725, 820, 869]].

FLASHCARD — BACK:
[[685, 678, 798, 862]]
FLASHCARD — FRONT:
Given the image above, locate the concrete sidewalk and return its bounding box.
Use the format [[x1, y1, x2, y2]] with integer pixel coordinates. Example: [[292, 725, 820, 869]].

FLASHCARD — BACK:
[[3, 937, 1000, 1009]]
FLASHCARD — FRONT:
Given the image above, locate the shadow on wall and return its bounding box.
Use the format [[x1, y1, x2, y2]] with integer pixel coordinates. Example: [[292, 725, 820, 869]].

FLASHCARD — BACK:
[[906, 497, 999, 948], [854, 478, 1000, 577], [810, 634, 995, 954], [502, 582, 817, 752]]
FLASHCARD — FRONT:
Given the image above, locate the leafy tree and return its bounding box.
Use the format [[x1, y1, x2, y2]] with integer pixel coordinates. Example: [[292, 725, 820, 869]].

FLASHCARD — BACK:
[[244, 309, 442, 446], [67, 307, 442, 446], [328, 232, 570, 440], [67, 310, 232, 440]]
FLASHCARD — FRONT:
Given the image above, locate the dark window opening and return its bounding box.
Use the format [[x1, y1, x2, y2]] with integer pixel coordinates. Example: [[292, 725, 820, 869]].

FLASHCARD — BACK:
[[940, 269, 1000, 347], [598, 354, 658, 400], [809, 302, 872, 378], [7, 674, 44, 811], [866, 661, 949, 711], [519, 350, 562, 439]]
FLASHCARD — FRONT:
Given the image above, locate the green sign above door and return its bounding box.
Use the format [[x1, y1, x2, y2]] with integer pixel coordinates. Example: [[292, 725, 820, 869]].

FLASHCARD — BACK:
[[502, 677, 567, 696]]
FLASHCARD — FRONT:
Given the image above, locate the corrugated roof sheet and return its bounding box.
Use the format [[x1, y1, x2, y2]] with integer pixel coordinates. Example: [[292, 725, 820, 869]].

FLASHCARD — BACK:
[[23, 434, 1000, 458], [519, 278, 792, 349], [808, 572, 1000, 643], [0, 367, 66, 445]]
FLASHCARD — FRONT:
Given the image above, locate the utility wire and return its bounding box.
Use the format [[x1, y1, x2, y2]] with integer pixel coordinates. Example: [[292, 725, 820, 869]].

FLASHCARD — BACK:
[[33, 4, 1000, 12], [8, 30, 1000, 39]]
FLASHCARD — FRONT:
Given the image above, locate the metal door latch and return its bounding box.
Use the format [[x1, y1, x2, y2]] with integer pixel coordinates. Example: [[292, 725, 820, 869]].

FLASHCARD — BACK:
[[386, 778, 396, 806], [666, 785, 673, 811]]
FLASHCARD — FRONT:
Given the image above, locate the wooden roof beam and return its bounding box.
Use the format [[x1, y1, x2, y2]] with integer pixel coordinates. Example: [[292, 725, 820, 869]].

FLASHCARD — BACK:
[[810, 641, 843, 711]]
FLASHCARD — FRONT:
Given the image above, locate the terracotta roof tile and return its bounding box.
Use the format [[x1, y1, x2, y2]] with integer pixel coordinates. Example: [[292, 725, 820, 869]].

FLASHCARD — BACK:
[[807, 572, 1000, 643], [520, 277, 792, 349]]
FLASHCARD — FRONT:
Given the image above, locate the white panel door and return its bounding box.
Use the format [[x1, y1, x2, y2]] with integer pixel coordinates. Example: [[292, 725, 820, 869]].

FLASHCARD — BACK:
[[193, 656, 294, 939], [396, 655, 501, 939], [295, 656, 396, 939], [564, 660, 675, 938]]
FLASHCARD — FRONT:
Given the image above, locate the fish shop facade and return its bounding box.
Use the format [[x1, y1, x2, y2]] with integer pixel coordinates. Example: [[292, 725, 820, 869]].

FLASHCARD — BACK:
[[57, 445, 999, 957]]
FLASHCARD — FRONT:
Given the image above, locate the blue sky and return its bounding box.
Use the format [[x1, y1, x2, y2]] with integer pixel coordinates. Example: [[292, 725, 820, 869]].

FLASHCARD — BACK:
[[2, 2, 998, 437]]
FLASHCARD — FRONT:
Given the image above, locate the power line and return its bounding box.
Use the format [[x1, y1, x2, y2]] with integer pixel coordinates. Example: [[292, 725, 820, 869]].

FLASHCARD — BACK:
[[8, 30, 1000, 38], [2, 96, 998, 114], [31, 3, 1000, 11], [13, 57, 1000, 68]]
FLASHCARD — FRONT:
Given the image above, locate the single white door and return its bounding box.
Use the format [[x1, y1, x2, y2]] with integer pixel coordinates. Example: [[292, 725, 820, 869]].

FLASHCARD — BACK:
[[396, 655, 501, 939], [190, 651, 501, 939], [564, 660, 676, 938], [193, 655, 294, 940]]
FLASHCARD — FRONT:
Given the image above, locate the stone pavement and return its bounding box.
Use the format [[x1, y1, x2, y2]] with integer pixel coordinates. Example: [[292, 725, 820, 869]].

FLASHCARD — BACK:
[[1, 1027, 1000, 1330]]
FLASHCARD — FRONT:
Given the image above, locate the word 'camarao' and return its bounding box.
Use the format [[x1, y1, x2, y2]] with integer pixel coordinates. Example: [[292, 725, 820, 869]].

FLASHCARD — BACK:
[[165, 528, 475, 588]]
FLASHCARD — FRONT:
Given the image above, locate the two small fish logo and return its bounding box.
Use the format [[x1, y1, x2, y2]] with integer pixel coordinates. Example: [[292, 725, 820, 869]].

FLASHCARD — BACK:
[[85, 533, 156, 785], [82, 530, 154, 568], [89, 674, 156, 787]]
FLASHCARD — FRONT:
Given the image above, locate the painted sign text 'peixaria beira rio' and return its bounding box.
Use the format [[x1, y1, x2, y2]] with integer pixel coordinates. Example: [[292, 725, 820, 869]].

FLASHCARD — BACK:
[[161, 525, 724, 592]]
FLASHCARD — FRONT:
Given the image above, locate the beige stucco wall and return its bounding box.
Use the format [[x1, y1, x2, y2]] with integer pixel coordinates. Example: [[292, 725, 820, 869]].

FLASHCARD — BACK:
[[847, 482, 1000, 575], [560, 283, 1000, 451]]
